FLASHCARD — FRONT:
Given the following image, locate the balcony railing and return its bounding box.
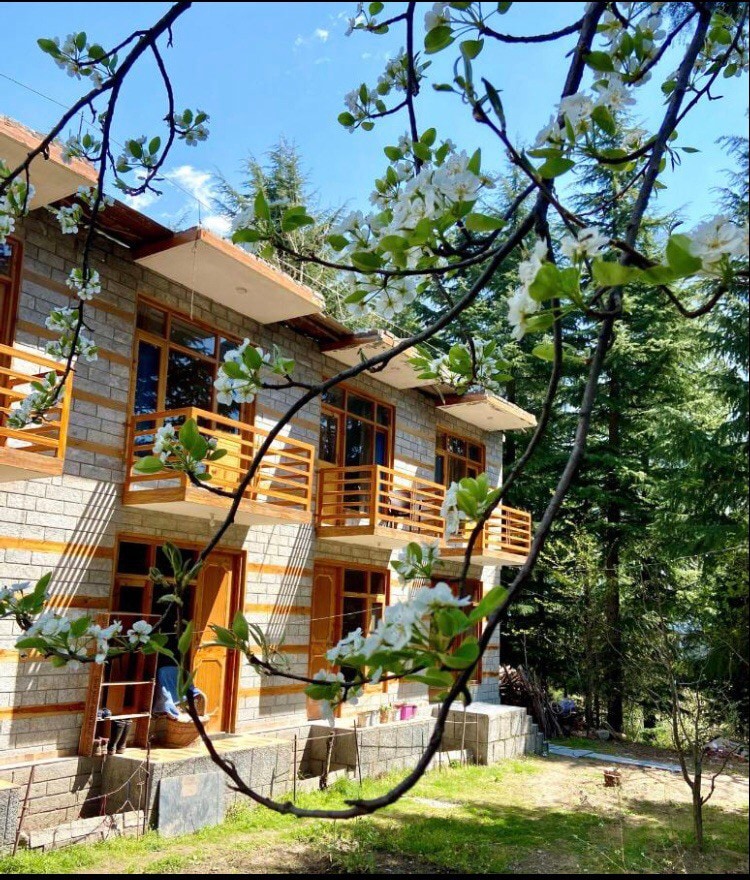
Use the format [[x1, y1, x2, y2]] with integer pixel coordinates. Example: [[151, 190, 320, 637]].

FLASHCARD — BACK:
[[317, 464, 532, 562], [0, 343, 73, 481], [316, 465, 445, 549], [443, 505, 533, 565], [123, 406, 315, 525]]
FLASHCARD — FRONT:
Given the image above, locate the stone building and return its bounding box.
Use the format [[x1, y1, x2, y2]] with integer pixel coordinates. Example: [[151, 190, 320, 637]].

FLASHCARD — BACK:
[[0, 116, 538, 844]]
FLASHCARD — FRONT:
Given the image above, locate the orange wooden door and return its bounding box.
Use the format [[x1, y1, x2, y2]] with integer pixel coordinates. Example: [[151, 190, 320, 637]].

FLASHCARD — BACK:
[[193, 553, 235, 732], [307, 564, 341, 720]]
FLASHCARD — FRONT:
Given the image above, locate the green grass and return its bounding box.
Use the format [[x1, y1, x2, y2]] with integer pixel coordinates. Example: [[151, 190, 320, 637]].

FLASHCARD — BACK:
[[1, 757, 746, 874]]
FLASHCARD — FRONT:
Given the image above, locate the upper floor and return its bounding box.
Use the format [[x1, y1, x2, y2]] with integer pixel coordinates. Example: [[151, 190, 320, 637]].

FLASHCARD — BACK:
[[0, 117, 536, 566]]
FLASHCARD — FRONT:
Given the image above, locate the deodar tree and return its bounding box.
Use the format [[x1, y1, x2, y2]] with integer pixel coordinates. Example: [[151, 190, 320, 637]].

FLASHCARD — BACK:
[[1, 1, 748, 820]]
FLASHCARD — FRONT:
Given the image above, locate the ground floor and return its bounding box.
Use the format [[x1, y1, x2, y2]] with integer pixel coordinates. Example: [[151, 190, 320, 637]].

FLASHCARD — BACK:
[[1, 746, 747, 874]]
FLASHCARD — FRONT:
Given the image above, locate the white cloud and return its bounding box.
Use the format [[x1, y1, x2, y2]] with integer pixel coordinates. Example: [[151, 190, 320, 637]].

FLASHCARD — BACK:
[[162, 165, 231, 239], [294, 26, 331, 48], [203, 214, 231, 237]]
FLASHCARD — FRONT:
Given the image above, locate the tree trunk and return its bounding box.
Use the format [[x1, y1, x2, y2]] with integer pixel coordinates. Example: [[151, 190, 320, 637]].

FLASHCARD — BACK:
[[604, 374, 624, 733]]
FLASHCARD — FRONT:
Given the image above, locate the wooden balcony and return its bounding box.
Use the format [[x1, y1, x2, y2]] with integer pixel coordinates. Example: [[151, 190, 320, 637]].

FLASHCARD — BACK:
[[0, 343, 72, 482], [123, 407, 315, 526], [316, 465, 445, 549], [443, 505, 532, 566]]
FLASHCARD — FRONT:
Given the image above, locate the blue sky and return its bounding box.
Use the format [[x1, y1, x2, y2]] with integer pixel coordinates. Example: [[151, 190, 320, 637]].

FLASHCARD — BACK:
[[3, 2, 748, 235]]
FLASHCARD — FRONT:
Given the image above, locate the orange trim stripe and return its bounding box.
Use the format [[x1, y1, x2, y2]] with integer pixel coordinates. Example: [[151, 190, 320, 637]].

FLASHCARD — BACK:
[[0, 537, 114, 558], [244, 562, 312, 578], [22, 269, 135, 322], [238, 683, 307, 699], [0, 702, 85, 720], [244, 603, 310, 616], [15, 320, 130, 366]]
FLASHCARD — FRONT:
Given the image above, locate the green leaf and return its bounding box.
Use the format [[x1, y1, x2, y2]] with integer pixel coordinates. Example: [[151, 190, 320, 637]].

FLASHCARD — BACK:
[[37, 38, 61, 56], [528, 263, 561, 302], [326, 233, 349, 251], [254, 190, 271, 222], [232, 610, 249, 642], [666, 234, 702, 276], [592, 261, 639, 287], [532, 342, 557, 362], [586, 51, 615, 72], [468, 585, 509, 624], [460, 39, 484, 60], [232, 228, 264, 244], [482, 78, 506, 130], [440, 638, 480, 669], [406, 669, 455, 689], [178, 620, 194, 657], [133, 455, 165, 474], [281, 207, 314, 232], [69, 615, 91, 638], [15, 637, 51, 650], [537, 156, 575, 179], [179, 418, 200, 455], [425, 25, 454, 54], [434, 607, 470, 639], [591, 105, 617, 136], [351, 251, 384, 271], [210, 625, 237, 648], [464, 213, 506, 233]]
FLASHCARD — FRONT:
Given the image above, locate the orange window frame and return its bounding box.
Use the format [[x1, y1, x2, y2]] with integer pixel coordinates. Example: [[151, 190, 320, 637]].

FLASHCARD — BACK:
[[0, 237, 22, 347], [319, 382, 395, 469], [128, 295, 255, 423], [435, 429, 486, 487]]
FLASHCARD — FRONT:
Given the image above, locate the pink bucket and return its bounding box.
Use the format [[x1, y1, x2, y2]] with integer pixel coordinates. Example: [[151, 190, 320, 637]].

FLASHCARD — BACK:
[[399, 704, 417, 721]]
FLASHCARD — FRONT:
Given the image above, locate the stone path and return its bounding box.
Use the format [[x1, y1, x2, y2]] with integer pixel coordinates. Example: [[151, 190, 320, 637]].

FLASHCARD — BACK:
[[548, 744, 682, 773]]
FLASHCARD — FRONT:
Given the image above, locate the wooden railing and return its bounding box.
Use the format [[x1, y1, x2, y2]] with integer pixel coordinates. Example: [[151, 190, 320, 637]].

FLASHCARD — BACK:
[[317, 464, 446, 542], [0, 342, 73, 463], [124, 406, 315, 515], [445, 504, 533, 560]]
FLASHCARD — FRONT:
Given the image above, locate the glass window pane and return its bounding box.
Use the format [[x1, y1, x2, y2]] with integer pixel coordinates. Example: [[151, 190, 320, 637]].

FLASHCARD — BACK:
[[136, 302, 166, 336], [218, 400, 241, 424], [322, 386, 344, 409], [469, 443, 483, 463], [319, 413, 339, 464], [370, 602, 384, 631], [447, 436, 466, 456], [345, 418, 374, 466], [375, 429, 388, 466], [449, 456, 467, 484], [170, 317, 216, 357], [342, 595, 367, 635], [435, 455, 445, 486], [166, 351, 213, 411], [0, 242, 14, 279], [134, 341, 161, 415], [344, 569, 367, 594], [370, 572, 386, 597], [115, 584, 146, 614], [377, 405, 391, 427], [117, 541, 150, 575], [347, 394, 374, 421]]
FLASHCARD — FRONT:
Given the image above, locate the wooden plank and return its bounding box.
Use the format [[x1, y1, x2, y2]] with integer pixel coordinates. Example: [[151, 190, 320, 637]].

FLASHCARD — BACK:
[[0, 536, 114, 558], [0, 701, 85, 720]]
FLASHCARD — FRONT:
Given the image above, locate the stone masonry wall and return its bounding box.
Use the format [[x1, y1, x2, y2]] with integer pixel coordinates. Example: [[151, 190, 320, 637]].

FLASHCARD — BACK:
[[0, 207, 507, 765]]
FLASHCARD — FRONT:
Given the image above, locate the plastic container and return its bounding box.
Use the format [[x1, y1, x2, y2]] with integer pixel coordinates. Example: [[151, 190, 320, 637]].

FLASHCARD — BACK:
[[399, 703, 417, 721]]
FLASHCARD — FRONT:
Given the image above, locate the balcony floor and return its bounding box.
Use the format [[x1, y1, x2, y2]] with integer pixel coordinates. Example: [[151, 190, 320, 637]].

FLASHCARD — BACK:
[[122, 484, 312, 527], [316, 522, 435, 550], [0, 447, 64, 482], [442, 548, 529, 567]]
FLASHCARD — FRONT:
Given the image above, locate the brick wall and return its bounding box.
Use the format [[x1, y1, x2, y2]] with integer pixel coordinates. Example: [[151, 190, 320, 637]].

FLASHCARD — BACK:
[[0, 207, 506, 761]]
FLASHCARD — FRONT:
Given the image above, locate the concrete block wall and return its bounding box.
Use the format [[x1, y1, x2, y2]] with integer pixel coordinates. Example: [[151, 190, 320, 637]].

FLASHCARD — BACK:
[[1, 206, 508, 763]]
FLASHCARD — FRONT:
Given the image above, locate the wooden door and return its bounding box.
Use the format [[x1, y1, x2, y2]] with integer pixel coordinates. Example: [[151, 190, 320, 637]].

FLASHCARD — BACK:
[[193, 553, 235, 732], [307, 564, 341, 720]]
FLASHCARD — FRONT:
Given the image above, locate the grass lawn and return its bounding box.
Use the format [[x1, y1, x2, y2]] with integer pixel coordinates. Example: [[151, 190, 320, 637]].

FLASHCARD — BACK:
[[1, 753, 747, 874]]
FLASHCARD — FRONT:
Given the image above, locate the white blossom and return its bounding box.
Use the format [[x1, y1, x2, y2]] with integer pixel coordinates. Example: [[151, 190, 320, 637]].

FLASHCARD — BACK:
[[688, 216, 748, 271], [560, 227, 610, 262], [507, 287, 540, 342]]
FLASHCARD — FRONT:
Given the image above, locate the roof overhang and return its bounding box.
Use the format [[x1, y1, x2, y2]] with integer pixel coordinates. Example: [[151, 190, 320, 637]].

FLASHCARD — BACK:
[[322, 330, 435, 390], [0, 117, 97, 208], [438, 391, 537, 432], [133, 227, 324, 324]]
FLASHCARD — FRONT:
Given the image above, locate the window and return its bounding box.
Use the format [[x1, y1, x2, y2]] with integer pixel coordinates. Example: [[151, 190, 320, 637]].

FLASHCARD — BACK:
[[319, 385, 394, 468], [0, 238, 21, 347], [131, 298, 251, 423], [435, 431, 485, 487], [107, 538, 201, 715], [309, 563, 389, 689]]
